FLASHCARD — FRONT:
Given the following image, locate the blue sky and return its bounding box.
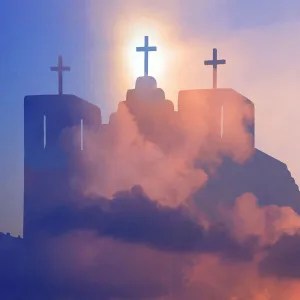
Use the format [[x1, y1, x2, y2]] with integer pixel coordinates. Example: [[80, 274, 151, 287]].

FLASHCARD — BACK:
[[2, 0, 300, 235], [0, 0, 95, 235]]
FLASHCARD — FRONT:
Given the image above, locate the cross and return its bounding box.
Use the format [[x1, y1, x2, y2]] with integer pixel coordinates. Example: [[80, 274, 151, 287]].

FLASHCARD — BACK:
[[136, 36, 157, 76], [204, 48, 226, 89], [50, 55, 70, 95]]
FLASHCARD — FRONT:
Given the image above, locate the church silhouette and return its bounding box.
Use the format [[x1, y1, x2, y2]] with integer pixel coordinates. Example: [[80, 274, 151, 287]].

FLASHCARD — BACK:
[[21, 36, 300, 239], [0, 34, 298, 300]]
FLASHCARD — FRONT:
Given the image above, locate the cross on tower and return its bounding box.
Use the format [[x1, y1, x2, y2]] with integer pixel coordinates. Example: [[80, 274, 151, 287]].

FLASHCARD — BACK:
[[136, 36, 157, 76], [50, 55, 70, 95], [204, 48, 226, 89]]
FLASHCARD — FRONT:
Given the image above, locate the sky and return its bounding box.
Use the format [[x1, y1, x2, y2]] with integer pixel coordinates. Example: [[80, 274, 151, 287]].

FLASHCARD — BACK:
[[1, 0, 300, 236]]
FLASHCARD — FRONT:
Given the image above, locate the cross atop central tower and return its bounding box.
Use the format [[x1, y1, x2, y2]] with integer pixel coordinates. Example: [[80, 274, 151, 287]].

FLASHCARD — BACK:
[[136, 36, 157, 76]]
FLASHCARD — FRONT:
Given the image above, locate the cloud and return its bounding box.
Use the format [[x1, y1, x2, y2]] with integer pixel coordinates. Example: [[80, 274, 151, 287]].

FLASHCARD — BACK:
[[5, 190, 300, 299], [34, 185, 257, 260], [260, 233, 300, 279], [62, 103, 209, 207]]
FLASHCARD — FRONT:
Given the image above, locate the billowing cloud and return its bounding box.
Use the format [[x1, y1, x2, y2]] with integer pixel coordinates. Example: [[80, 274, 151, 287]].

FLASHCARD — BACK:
[[36, 185, 257, 259], [4, 190, 300, 299]]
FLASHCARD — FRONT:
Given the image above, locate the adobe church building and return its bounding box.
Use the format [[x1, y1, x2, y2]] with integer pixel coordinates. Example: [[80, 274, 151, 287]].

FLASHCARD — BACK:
[[22, 43, 300, 238]]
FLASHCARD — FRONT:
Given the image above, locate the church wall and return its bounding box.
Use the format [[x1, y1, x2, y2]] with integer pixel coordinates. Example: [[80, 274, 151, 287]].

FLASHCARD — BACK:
[[23, 94, 102, 239], [178, 88, 255, 160]]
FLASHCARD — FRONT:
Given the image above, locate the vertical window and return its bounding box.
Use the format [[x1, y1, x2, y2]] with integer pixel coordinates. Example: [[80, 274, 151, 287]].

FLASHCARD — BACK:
[[220, 105, 224, 138], [81, 119, 83, 150], [43, 115, 47, 149]]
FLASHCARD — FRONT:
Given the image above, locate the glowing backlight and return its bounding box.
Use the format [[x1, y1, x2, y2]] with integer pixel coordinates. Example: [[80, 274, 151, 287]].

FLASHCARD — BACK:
[[123, 21, 167, 81]]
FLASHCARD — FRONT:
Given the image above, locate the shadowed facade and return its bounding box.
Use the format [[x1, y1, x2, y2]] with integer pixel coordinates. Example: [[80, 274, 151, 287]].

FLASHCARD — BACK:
[[177, 88, 300, 215], [24, 94, 102, 239], [109, 76, 180, 152], [23, 79, 300, 238], [22, 44, 300, 238], [106, 75, 300, 216]]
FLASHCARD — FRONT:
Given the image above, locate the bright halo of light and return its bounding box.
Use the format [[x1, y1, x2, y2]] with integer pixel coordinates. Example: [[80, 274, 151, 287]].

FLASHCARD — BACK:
[[111, 15, 181, 105], [123, 19, 167, 82]]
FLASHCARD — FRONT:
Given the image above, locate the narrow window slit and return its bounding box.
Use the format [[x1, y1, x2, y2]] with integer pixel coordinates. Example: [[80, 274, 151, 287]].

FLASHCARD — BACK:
[[81, 119, 83, 150], [221, 105, 224, 138], [43, 115, 46, 149]]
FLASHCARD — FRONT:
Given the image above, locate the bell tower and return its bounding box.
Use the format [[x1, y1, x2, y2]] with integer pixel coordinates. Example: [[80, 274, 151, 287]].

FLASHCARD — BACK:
[[109, 37, 177, 152], [23, 57, 102, 239], [178, 48, 255, 162]]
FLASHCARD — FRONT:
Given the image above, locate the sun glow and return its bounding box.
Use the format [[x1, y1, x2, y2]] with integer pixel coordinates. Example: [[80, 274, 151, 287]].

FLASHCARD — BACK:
[[116, 17, 171, 85], [126, 31, 165, 81], [110, 14, 183, 107]]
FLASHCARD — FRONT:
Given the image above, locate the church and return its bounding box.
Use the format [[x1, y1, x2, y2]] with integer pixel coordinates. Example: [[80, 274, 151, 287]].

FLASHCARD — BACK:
[[22, 36, 300, 239]]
